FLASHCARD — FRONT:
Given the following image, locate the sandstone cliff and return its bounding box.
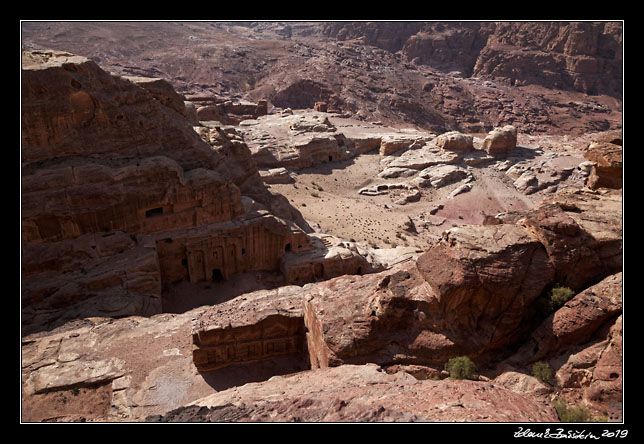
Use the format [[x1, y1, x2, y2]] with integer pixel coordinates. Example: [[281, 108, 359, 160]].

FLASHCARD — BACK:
[[21, 50, 313, 335], [322, 21, 622, 98]]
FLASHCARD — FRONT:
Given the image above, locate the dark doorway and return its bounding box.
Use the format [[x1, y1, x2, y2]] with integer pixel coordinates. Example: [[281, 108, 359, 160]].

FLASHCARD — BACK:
[[211, 269, 224, 282], [285, 243, 292, 252], [313, 263, 324, 279], [145, 207, 163, 218]]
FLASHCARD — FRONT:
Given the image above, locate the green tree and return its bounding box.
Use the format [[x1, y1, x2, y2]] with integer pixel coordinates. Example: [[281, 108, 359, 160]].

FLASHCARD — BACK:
[[444, 356, 476, 380]]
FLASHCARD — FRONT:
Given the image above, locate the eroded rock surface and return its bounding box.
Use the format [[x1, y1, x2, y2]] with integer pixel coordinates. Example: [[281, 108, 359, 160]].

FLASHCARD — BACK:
[[584, 130, 622, 190], [150, 364, 558, 422], [21, 50, 362, 335], [303, 189, 621, 369]]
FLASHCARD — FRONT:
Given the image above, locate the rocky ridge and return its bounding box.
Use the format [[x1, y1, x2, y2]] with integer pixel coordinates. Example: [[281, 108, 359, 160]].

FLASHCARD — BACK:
[[21, 21, 622, 135]]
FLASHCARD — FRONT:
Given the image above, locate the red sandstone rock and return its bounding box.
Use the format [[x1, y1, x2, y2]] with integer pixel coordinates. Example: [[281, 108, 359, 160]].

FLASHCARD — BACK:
[[472, 22, 622, 97], [584, 139, 622, 190], [302, 189, 621, 369], [191, 287, 306, 372], [497, 273, 622, 420], [313, 101, 328, 112], [584, 315, 622, 419], [171, 364, 559, 422], [507, 272, 622, 364], [482, 125, 517, 156], [20, 51, 313, 334], [435, 131, 473, 152], [21, 185, 622, 421]]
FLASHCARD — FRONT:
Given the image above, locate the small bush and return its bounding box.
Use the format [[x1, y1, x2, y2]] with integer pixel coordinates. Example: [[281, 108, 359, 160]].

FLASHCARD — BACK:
[[552, 399, 591, 422], [532, 361, 553, 385], [549, 285, 576, 309], [444, 356, 476, 380], [536, 284, 576, 317]]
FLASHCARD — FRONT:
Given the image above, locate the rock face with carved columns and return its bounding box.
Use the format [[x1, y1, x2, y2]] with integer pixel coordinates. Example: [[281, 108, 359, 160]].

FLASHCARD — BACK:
[[21, 50, 312, 335]]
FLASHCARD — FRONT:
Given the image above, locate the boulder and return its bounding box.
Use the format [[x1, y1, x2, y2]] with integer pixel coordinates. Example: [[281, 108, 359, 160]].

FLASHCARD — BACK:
[[513, 171, 539, 194], [494, 371, 552, 396], [394, 188, 421, 205], [379, 134, 428, 156], [384, 146, 460, 171], [584, 141, 622, 190], [435, 131, 473, 152], [259, 167, 292, 184], [313, 101, 328, 112], [418, 164, 471, 188], [448, 182, 472, 198], [482, 125, 517, 156]]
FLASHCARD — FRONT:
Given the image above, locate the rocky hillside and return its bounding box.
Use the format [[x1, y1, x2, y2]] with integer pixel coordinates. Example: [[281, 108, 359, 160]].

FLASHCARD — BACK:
[[21, 50, 315, 335], [21, 21, 622, 135], [321, 21, 622, 97]]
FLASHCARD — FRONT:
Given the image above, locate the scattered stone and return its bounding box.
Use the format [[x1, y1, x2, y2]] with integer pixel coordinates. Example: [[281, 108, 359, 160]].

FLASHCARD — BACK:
[[448, 183, 472, 198]]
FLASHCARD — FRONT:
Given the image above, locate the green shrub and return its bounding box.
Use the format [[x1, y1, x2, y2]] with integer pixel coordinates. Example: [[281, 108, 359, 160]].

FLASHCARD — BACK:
[[532, 361, 553, 385], [444, 356, 476, 380], [549, 285, 576, 310], [535, 284, 576, 317], [552, 399, 591, 422]]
